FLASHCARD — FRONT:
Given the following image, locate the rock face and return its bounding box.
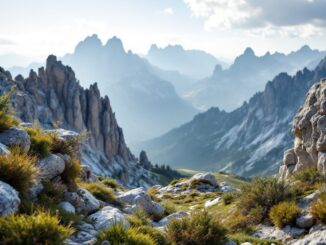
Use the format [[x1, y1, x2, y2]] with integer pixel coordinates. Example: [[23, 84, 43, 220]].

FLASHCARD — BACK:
[[0, 56, 160, 187], [139, 57, 326, 177], [0, 181, 20, 216], [139, 151, 152, 170], [279, 79, 326, 178], [0, 127, 31, 152]]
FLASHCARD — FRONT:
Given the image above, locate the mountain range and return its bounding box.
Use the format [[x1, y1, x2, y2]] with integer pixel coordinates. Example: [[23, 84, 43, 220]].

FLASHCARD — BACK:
[[138, 57, 326, 177], [184, 45, 326, 111]]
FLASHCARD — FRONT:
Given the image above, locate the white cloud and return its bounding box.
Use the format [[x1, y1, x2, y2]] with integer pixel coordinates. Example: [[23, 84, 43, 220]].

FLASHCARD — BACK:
[[184, 0, 326, 37], [162, 7, 174, 15]]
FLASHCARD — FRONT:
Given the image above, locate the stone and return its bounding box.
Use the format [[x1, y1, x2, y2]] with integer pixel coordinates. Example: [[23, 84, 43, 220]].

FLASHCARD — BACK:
[[64, 188, 100, 213], [0, 181, 20, 216], [36, 154, 65, 179], [135, 195, 165, 217], [0, 143, 9, 156], [292, 224, 326, 245], [28, 180, 44, 200], [89, 206, 129, 231], [139, 150, 152, 169], [80, 165, 98, 183], [240, 243, 252, 245], [283, 148, 297, 166], [116, 187, 148, 204], [157, 211, 188, 226], [191, 172, 218, 187], [0, 127, 30, 152], [204, 197, 221, 207], [68, 222, 97, 244], [60, 201, 76, 214], [296, 214, 314, 228]]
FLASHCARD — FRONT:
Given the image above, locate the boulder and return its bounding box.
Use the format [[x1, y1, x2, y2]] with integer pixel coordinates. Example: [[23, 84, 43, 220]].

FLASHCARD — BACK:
[[0, 181, 20, 216], [67, 222, 97, 244], [134, 195, 164, 217], [291, 224, 326, 245], [204, 197, 221, 208], [64, 188, 100, 213], [89, 206, 129, 230], [116, 187, 147, 204], [60, 201, 76, 214], [191, 172, 218, 187], [296, 214, 314, 228], [36, 154, 65, 179], [0, 127, 30, 152], [80, 165, 98, 183], [157, 211, 188, 226]]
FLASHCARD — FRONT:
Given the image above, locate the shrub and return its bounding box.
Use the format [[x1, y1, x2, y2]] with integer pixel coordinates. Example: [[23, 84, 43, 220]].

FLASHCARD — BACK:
[[224, 212, 254, 234], [0, 89, 19, 132], [80, 182, 118, 205], [311, 192, 326, 223], [0, 148, 38, 195], [0, 212, 73, 245], [131, 226, 168, 245], [166, 210, 227, 245], [61, 158, 81, 190], [238, 177, 291, 222], [38, 180, 66, 207], [127, 207, 151, 227], [293, 167, 324, 185], [269, 201, 300, 228], [26, 126, 53, 158], [95, 223, 156, 245], [222, 192, 238, 205], [101, 177, 120, 190]]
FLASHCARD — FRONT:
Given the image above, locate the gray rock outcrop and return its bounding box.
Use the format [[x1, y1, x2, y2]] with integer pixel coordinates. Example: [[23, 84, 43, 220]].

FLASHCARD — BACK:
[[0, 181, 20, 216], [0, 127, 30, 152]]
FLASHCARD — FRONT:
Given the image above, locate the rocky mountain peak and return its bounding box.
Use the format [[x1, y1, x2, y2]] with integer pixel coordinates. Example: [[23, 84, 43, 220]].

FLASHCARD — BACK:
[[105, 36, 125, 54], [74, 34, 102, 54]]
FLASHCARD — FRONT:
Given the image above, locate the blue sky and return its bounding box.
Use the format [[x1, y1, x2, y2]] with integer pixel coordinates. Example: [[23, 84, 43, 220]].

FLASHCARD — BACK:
[[0, 0, 326, 64]]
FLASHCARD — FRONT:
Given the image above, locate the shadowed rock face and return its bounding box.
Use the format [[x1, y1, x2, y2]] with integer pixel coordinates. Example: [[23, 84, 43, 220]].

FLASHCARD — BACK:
[[0, 55, 159, 187], [279, 78, 326, 179]]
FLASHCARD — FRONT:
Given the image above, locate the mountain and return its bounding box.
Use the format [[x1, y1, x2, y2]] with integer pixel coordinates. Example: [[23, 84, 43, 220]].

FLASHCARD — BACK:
[[61, 35, 198, 143], [0, 55, 162, 187], [146, 44, 224, 80], [185, 46, 326, 111], [138, 57, 326, 177]]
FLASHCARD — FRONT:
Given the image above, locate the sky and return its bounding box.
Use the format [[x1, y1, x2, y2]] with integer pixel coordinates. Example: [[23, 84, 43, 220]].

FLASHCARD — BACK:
[[0, 0, 326, 66]]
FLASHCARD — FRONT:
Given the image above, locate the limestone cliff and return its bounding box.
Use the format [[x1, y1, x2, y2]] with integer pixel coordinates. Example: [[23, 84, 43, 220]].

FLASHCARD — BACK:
[[0, 55, 158, 187]]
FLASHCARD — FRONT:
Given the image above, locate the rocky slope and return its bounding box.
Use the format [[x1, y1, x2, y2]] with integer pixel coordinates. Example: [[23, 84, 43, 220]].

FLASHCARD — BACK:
[[139, 57, 326, 177], [0, 55, 159, 187], [279, 78, 326, 179], [185, 45, 326, 111]]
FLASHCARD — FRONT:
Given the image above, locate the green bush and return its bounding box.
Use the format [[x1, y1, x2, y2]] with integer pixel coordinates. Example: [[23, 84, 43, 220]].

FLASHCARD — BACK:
[[0, 89, 19, 132], [95, 223, 156, 245], [224, 212, 254, 234], [222, 192, 238, 205], [61, 158, 81, 190], [0, 212, 73, 245], [127, 207, 151, 227], [26, 126, 53, 158], [238, 177, 291, 222], [80, 182, 118, 205], [311, 192, 326, 223], [0, 148, 38, 195], [269, 201, 300, 228], [293, 167, 324, 185], [131, 226, 168, 245], [166, 210, 227, 245]]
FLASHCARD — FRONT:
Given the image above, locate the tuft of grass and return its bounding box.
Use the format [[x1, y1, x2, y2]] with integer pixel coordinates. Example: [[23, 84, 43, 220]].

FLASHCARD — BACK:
[[101, 177, 121, 190], [38, 180, 66, 208], [221, 192, 238, 205], [131, 226, 168, 245], [293, 167, 324, 185], [61, 158, 81, 190], [95, 223, 156, 245], [0, 211, 73, 245], [0, 89, 19, 132], [25, 126, 53, 158], [0, 148, 38, 195], [79, 182, 118, 205], [229, 233, 283, 245], [237, 177, 291, 222], [127, 207, 151, 227], [166, 210, 227, 245], [311, 192, 326, 223], [269, 201, 300, 228]]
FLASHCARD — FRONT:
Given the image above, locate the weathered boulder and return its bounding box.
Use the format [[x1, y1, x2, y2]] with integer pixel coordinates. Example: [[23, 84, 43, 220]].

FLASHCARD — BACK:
[[67, 222, 97, 244], [36, 154, 65, 179], [89, 206, 129, 230], [116, 187, 147, 204], [292, 224, 326, 245], [191, 172, 218, 187], [60, 201, 76, 214], [134, 195, 164, 217], [0, 127, 30, 152], [64, 188, 100, 213], [279, 79, 326, 178], [157, 211, 188, 226], [296, 214, 314, 228], [0, 181, 20, 216]]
